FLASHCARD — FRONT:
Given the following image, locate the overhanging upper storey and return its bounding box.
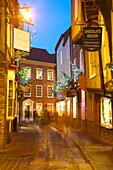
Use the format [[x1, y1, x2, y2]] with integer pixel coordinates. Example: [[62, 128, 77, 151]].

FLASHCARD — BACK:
[[83, 0, 112, 60], [71, 0, 85, 44], [71, 0, 112, 57]]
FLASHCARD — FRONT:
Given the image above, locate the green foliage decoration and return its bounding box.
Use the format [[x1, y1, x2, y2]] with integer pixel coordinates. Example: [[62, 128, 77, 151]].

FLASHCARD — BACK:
[[18, 68, 28, 79]]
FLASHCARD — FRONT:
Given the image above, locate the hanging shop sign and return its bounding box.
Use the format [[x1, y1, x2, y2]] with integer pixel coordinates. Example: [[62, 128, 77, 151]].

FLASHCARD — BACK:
[[67, 88, 77, 97], [105, 80, 113, 92], [83, 27, 102, 51]]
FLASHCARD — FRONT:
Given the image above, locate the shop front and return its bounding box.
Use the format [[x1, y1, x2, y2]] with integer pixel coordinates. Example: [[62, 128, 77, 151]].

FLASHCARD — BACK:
[[100, 97, 113, 143], [100, 97, 112, 129]]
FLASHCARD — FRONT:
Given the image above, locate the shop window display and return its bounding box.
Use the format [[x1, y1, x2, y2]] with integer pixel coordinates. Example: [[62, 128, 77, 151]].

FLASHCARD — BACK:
[[101, 97, 112, 128]]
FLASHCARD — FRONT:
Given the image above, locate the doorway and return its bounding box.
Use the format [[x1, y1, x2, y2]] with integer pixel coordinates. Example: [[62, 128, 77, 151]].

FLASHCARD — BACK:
[[22, 99, 34, 121]]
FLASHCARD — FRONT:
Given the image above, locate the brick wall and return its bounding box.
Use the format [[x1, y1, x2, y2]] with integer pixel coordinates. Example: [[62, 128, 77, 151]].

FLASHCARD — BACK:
[[20, 60, 56, 115], [0, 62, 7, 148]]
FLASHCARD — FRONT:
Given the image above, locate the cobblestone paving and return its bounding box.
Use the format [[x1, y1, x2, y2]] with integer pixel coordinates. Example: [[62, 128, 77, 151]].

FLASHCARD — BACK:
[[27, 126, 93, 170], [0, 156, 34, 170]]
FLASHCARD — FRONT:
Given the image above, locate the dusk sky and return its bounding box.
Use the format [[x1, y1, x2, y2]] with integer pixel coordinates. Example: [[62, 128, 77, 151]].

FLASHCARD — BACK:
[[19, 0, 71, 54]]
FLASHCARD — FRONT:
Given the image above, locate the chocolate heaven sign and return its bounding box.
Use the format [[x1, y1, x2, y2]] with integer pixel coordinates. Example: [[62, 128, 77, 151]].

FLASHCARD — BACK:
[[83, 27, 102, 51]]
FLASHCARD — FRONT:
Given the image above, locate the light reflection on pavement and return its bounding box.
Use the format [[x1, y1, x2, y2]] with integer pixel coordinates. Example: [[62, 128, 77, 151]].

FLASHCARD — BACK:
[[28, 125, 92, 170]]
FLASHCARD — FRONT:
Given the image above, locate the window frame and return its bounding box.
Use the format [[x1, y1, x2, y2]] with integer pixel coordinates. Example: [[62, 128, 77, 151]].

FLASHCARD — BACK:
[[24, 84, 31, 97], [25, 67, 31, 79], [60, 50, 63, 65], [8, 80, 15, 117], [47, 69, 54, 81], [7, 70, 15, 120], [36, 68, 43, 80], [47, 103, 54, 116], [47, 86, 54, 98], [100, 97, 112, 129], [36, 85, 43, 97], [36, 103, 43, 116]]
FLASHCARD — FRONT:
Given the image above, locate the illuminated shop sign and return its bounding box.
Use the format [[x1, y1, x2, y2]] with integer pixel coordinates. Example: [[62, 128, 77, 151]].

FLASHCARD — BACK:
[[83, 27, 102, 51], [13, 28, 30, 52]]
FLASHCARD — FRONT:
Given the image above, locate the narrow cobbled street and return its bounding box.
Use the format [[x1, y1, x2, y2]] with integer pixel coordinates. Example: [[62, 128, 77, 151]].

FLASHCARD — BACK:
[[1, 122, 113, 170], [28, 124, 92, 170], [0, 122, 92, 170]]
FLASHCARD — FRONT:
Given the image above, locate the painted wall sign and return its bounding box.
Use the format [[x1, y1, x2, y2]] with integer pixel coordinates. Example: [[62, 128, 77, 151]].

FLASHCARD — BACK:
[[83, 27, 102, 51]]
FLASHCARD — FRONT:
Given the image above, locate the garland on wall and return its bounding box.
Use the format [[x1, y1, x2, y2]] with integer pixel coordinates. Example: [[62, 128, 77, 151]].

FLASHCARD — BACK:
[[18, 68, 30, 85], [53, 64, 82, 96], [16, 68, 30, 100], [15, 50, 29, 60], [53, 71, 74, 94], [71, 63, 82, 78]]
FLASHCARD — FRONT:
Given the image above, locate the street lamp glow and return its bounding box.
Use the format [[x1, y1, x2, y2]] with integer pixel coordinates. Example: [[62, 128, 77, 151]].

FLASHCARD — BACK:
[[21, 8, 32, 24]]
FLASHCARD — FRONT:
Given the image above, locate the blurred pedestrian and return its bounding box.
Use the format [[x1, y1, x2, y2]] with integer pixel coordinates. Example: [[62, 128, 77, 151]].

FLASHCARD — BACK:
[[33, 109, 38, 125], [25, 107, 30, 123], [47, 111, 50, 123]]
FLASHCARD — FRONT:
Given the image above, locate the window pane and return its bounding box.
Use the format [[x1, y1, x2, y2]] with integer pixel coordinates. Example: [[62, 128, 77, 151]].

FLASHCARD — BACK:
[[36, 68, 43, 79], [36, 103, 43, 116], [47, 70, 53, 80], [9, 80, 13, 88], [36, 85, 42, 97], [24, 85, 31, 97], [26, 67, 31, 78], [8, 80, 14, 117], [48, 86, 53, 98], [89, 52, 97, 78], [47, 104, 53, 115], [60, 50, 62, 65]]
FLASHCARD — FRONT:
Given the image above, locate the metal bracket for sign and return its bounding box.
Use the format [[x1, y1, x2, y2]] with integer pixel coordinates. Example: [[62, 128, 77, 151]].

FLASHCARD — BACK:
[[75, 20, 105, 26]]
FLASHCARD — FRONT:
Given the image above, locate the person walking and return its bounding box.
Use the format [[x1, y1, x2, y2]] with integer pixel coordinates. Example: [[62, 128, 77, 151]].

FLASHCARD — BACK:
[[33, 109, 38, 125], [25, 107, 30, 123]]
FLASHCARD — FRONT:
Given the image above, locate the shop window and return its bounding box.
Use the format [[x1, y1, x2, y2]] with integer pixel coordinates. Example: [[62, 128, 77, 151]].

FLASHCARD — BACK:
[[101, 97, 112, 128], [36, 68, 43, 80], [67, 100, 70, 116], [73, 96, 77, 118], [36, 85, 43, 97], [80, 49, 84, 74], [47, 69, 53, 80], [56, 103, 61, 116], [56, 102, 65, 117], [81, 90, 85, 120], [60, 101, 65, 116]]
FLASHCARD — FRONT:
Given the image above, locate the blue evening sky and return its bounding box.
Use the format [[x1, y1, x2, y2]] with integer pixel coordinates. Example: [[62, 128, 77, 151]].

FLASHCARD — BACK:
[[19, 0, 71, 54]]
